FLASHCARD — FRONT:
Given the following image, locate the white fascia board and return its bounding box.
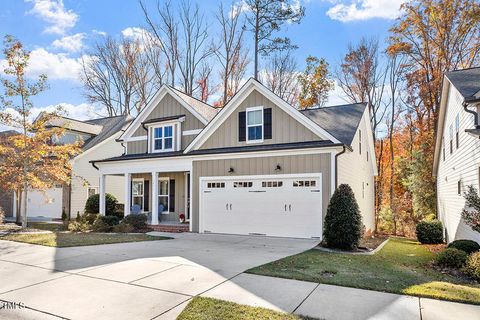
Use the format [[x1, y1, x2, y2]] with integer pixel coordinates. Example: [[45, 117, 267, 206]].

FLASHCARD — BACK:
[[363, 107, 378, 176], [184, 78, 341, 153], [433, 78, 451, 176], [73, 132, 122, 162]]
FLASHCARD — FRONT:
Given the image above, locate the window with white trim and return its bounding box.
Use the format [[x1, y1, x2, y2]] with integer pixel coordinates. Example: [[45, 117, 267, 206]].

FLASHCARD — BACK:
[[152, 124, 174, 152], [158, 178, 169, 213], [359, 130, 362, 154], [246, 106, 263, 142], [455, 113, 460, 149], [87, 187, 98, 198], [449, 124, 453, 154], [132, 179, 144, 211]]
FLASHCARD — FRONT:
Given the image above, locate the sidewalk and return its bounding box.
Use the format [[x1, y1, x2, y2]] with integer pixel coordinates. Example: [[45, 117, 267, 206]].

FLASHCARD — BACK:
[[165, 273, 480, 320]]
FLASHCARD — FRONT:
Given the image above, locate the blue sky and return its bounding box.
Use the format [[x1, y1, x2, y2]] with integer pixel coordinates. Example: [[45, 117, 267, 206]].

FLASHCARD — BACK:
[[0, 0, 404, 120]]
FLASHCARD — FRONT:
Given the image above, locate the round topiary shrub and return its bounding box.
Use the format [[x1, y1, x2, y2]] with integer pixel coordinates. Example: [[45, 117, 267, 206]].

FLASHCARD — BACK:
[[92, 215, 119, 232], [465, 251, 480, 281], [416, 220, 443, 244], [436, 248, 468, 268], [323, 184, 363, 250], [122, 213, 148, 230], [447, 240, 480, 254], [84, 193, 118, 216]]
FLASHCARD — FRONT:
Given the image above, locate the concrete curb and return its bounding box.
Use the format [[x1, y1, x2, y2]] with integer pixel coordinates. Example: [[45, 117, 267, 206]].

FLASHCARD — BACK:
[[313, 238, 390, 255]]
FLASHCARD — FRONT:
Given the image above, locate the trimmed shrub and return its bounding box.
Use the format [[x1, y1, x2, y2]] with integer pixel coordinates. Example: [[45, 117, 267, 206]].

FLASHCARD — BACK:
[[122, 214, 148, 230], [68, 220, 91, 232], [416, 220, 443, 244], [465, 251, 480, 281], [84, 193, 118, 216], [436, 248, 468, 268], [92, 215, 119, 232], [323, 184, 363, 250], [81, 212, 99, 225], [0, 206, 4, 224], [447, 240, 480, 254], [113, 222, 134, 233]]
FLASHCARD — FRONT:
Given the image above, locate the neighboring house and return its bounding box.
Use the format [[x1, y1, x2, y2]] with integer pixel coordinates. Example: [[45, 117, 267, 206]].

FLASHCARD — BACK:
[[0, 115, 130, 220], [434, 67, 480, 243], [92, 78, 377, 239]]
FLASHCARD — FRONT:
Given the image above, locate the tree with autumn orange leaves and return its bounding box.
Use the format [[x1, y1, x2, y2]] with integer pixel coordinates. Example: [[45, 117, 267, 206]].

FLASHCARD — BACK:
[[298, 56, 333, 109], [0, 35, 81, 227]]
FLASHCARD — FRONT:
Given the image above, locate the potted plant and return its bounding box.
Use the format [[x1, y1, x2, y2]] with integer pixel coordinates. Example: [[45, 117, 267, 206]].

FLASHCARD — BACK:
[[179, 213, 186, 223]]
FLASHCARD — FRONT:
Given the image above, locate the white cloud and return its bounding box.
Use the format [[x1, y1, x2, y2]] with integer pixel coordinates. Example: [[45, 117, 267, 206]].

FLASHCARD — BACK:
[[52, 33, 85, 52], [27, 0, 78, 35], [92, 29, 107, 37], [26, 48, 83, 81], [326, 0, 405, 22], [121, 27, 149, 41], [31, 102, 97, 120]]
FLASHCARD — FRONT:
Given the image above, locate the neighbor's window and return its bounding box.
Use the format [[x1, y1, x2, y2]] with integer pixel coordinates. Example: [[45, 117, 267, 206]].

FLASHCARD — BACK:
[[87, 187, 98, 198], [458, 180, 462, 195], [359, 130, 362, 155], [246, 107, 263, 142], [455, 114, 460, 149], [449, 124, 453, 154], [153, 125, 174, 152]]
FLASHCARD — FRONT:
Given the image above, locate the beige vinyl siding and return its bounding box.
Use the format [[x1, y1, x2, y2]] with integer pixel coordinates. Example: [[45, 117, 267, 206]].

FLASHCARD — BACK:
[[127, 93, 204, 154], [70, 135, 125, 217], [200, 89, 319, 150], [191, 153, 332, 232], [437, 83, 480, 243], [337, 109, 375, 232], [131, 172, 186, 222]]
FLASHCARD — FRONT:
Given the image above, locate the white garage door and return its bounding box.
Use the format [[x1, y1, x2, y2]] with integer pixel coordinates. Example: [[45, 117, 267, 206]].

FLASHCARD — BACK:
[[200, 174, 322, 239], [27, 188, 63, 219]]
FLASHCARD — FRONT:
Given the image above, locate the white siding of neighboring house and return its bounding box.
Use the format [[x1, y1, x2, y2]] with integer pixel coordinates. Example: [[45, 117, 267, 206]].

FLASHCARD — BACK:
[[437, 83, 480, 243], [70, 135, 125, 217], [337, 108, 376, 233]]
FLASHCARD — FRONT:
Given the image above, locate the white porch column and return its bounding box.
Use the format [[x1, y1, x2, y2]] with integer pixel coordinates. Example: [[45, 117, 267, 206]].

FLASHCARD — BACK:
[[124, 173, 131, 216], [151, 172, 159, 225], [99, 174, 106, 215]]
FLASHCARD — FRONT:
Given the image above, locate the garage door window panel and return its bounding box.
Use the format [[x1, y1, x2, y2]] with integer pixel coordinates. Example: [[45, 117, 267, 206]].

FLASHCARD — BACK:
[[233, 181, 253, 188], [262, 181, 283, 188], [293, 180, 316, 187]]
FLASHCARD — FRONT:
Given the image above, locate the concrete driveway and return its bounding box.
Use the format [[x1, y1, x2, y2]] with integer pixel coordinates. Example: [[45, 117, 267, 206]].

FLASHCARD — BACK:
[[0, 233, 318, 319]]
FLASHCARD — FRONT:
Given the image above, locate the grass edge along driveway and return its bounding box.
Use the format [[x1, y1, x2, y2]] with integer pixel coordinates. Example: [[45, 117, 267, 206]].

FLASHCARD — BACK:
[[247, 237, 480, 305]]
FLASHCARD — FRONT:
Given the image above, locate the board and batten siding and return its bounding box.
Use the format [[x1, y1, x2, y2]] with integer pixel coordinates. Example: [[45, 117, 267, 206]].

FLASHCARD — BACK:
[[199, 89, 319, 150], [437, 83, 480, 243], [337, 109, 375, 232], [70, 135, 125, 217], [191, 153, 332, 232], [131, 172, 186, 222], [127, 93, 205, 154]]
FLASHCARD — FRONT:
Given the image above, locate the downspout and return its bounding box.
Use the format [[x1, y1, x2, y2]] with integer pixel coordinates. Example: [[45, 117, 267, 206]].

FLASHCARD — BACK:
[[142, 123, 148, 153], [334, 145, 347, 189], [91, 160, 99, 170], [463, 101, 480, 129]]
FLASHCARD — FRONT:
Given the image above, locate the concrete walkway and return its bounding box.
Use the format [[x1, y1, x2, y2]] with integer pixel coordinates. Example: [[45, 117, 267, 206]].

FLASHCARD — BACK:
[[0, 233, 478, 319]]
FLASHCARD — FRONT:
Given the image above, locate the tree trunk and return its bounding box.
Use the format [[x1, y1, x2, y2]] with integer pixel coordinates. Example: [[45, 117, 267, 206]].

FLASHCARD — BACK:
[[254, 10, 259, 80], [21, 186, 27, 228]]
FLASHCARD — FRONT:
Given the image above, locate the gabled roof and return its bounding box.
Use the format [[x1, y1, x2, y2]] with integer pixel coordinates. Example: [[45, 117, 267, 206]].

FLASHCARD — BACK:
[[301, 103, 367, 146], [42, 114, 103, 135], [82, 115, 132, 151], [445, 67, 480, 99]]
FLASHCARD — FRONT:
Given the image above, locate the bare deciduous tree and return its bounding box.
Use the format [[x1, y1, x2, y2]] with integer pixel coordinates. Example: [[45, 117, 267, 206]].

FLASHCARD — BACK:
[[214, 2, 249, 106], [261, 49, 299, 106], [80, 36, 162, 116]]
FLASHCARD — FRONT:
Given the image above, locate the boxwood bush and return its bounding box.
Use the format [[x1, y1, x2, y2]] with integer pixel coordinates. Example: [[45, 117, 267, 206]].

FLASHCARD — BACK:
[[122, 214, 148, 230], [84, 193, 118, 216], [465, 251, 480, 281], [323, 184, 363, 250], [436, 248, 468, 268], [447, 239, 480, 254], [416, 220, 443, 244], [92, 215, 120, 232]]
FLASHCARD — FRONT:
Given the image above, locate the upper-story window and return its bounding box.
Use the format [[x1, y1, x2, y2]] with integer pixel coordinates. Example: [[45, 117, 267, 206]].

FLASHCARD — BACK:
[[152, 124, 174, 152], [246, 106, 263, 143], [449, 124, 453, 154], [455, 113, 460, 149]]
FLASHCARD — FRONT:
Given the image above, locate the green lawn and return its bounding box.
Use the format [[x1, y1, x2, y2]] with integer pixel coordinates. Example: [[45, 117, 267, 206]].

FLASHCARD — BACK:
[[177, 297, 316, 320], [247, 237, 480, 305], [0, 232, 170, 247]]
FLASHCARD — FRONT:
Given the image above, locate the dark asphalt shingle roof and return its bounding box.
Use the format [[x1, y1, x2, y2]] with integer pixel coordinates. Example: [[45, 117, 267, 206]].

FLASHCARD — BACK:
[[92, 140, 340, 163], [82, 115, 131, 151], [300, 103, 367, 146], [445, 67, 480, 99]]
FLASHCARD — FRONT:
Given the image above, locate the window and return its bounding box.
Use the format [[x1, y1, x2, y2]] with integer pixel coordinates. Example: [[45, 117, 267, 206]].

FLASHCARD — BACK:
[[132, 179, 144, 211], [293, 180, 316, 187], [458, 180, 462, 195], [449, 124, 453, 154], [246, 107, 263, 142], [367, 151, 369, 162], [455, 114, 460, 149], [158, 178, 169, 213], [87, 187, 98, 198], [262, 181, 283, 188], [233, 181, 253, 188], [359, 130, 362, 154], [207, 182, 225, 188], [362, 182, 365, 199], [152, 125, 174, 152]]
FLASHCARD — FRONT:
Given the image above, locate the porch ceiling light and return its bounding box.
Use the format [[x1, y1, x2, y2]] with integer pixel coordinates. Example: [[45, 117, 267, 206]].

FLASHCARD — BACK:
[[228, 167, 234, 173], [275, 164, 282, 172]]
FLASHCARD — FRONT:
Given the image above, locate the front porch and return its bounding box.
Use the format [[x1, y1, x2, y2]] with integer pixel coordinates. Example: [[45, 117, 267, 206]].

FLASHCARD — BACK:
[[98, 169, 191, 229]]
